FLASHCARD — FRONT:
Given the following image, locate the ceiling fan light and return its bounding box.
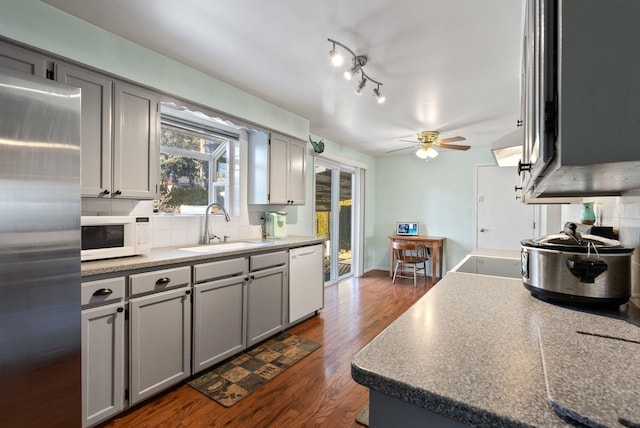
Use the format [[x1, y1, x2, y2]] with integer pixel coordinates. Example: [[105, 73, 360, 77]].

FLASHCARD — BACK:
[[374, 87, 386, 104], [415, 147, 429, 159], [355, 77, 367, 95], [426, 147, 439, 158], [329, 49, 344, 67]]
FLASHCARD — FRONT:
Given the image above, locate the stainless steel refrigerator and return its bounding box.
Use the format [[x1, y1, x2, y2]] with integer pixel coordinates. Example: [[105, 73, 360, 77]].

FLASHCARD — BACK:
[[0, 66, 81, 427]]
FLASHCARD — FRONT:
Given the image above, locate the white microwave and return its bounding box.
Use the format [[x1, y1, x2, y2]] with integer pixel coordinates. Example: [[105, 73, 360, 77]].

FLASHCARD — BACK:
[[81, 216, 150, 261]]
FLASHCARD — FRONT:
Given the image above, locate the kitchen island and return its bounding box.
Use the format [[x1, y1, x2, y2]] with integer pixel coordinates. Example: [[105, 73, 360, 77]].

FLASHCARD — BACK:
[[352, 253, 640, 427]]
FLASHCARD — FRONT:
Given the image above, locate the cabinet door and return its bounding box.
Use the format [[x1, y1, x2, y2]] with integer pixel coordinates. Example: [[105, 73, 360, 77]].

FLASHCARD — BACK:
[[287, 139, 306, 205], [0, 41, 47, 77], [113, 81, 159, 199], [129, 287, 191, 405], [268, 133, 289, 204], [193, 275, 246, 373], [247, 266, 285, 347], [82, 302, 125, 428], [56, 63, 113, 197]]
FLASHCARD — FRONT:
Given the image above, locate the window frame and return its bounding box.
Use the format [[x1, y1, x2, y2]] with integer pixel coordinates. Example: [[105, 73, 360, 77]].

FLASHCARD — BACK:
[[158, 121, 231, 214]]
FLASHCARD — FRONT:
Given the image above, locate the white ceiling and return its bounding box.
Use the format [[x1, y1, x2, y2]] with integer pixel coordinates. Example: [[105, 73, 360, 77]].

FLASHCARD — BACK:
[[44, 0, 525, 157]]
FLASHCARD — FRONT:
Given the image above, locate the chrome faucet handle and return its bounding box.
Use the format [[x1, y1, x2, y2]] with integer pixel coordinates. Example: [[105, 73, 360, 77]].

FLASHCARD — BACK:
[[223, 235, 231, 243]]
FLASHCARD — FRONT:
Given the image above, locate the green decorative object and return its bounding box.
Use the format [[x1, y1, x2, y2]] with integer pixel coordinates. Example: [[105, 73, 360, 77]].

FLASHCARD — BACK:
[[580, 202, 596, 225], [309, 136, 325, 153]]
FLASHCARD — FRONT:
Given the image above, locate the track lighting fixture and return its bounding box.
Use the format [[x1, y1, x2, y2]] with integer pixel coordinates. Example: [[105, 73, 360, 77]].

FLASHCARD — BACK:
[[328, 38, 385, 103]]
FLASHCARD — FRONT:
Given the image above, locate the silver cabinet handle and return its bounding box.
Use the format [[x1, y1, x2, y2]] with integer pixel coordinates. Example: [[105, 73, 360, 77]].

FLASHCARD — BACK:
[[93, 288, 113, 296]]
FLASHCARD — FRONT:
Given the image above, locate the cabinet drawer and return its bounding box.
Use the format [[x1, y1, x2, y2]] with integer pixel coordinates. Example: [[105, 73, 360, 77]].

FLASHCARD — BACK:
[[250, 251, 288, 271], [194, 257, 247, 283], [82, 277, 125, 307], [129, 266, 190, 297]]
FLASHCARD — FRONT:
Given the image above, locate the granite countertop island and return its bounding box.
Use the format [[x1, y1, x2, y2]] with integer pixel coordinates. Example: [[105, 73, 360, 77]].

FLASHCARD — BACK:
[[81, 235, 324, 277], [351, 253, 640, 427]]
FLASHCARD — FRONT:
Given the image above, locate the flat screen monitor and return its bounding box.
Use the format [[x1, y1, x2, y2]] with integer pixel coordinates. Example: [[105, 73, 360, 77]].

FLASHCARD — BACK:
[[396, 222, 419, 236]]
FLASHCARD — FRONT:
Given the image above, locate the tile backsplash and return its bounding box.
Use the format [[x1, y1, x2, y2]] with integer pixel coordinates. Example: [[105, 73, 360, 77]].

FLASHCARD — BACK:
[[561, 193, 640, 303], [82, 197, 268, 249]]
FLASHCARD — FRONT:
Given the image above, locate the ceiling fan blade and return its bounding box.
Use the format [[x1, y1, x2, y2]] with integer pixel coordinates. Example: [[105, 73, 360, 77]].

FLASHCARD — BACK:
[[385, 146, 416, 154], [436, 143, 471, 151], [437, 136, 466, 144], [399, 139, 419, 143]]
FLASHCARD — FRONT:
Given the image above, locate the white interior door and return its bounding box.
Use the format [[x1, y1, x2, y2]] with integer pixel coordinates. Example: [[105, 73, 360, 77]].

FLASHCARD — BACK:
[[476, 165, 535, 250]]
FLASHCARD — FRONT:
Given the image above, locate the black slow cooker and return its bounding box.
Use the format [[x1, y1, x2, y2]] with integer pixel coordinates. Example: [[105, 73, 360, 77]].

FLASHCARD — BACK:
[[521, 223, 634, 306]]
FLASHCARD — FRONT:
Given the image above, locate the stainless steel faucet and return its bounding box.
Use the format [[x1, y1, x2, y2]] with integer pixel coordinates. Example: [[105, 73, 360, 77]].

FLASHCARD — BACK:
[[201, 202, 231, 244]]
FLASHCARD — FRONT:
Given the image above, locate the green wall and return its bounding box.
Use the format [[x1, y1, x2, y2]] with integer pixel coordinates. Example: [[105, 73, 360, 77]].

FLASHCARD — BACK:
[[375, 149, 495, 272]]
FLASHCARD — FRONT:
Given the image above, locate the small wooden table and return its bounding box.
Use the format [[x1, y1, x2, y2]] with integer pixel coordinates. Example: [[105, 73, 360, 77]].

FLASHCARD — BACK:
[[388, 235, 446, 283]]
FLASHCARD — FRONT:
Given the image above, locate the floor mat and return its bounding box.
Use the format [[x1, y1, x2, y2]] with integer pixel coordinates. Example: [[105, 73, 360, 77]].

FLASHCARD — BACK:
[[188, 332, 321, 407]]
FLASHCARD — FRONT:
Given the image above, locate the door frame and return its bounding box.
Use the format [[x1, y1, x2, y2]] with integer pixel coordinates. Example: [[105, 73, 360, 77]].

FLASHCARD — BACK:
[[312, 153, 366, 284]]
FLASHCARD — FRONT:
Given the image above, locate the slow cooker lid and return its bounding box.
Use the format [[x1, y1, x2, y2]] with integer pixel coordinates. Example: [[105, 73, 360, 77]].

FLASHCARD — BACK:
[[521, 223, 633, 254]]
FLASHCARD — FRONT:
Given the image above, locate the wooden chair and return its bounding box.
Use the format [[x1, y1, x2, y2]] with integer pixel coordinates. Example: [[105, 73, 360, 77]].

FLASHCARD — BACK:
[[392, 241, 429, 287]]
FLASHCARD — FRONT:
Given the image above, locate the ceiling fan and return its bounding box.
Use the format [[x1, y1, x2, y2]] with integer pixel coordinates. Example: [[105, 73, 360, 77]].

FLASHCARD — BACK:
[[387, 131, 471, 159]]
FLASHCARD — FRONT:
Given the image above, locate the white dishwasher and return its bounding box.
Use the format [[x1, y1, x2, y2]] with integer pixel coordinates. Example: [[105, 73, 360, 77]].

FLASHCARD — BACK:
[[289, 244, 324, 324]]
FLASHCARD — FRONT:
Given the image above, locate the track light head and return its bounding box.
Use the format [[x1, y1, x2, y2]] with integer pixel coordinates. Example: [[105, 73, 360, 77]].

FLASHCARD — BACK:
[[344, 63, 360, 80], [329, 43, 344, 67], [355, 76, 367, 95], [374, 86, 386, 104]]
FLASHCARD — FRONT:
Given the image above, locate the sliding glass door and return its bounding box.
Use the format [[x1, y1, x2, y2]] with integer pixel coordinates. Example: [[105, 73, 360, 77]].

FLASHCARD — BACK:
[[315, 160, 354, 283]]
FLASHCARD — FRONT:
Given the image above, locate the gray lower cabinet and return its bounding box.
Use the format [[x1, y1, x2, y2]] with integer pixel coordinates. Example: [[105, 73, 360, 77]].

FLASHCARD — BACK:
[[129, 270, 191, 405], [193, 275, 246, 372], [81, 277, 126, 428], [247, 251, 288, 347]]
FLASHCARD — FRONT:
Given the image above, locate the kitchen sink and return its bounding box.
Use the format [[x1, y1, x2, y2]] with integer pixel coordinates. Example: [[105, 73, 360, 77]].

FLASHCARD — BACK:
[[178, 241, 273, 253]]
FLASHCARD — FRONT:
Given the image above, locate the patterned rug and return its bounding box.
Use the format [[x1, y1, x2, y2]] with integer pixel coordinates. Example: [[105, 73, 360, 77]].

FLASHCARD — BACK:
[[188, 332, 321, 407]]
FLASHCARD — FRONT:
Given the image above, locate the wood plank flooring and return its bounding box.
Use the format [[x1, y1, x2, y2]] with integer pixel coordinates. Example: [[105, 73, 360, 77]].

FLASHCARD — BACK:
[[99, 271, 433, 428]]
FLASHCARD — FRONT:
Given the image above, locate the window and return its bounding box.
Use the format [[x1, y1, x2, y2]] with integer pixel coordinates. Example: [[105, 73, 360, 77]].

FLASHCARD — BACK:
[[155, 119, 231, 214]]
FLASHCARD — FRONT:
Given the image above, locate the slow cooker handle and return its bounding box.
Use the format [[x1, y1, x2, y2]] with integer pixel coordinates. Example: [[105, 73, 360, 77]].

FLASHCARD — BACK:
[[566, 259, 608, 283]]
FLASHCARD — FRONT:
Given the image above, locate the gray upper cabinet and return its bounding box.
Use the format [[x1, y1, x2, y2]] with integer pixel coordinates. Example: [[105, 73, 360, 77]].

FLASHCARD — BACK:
[[56, 65, 159, 199], [56, 63, 113, 198], [113, 82, 159, 199], [521, 0, 640, 198], [248, 131, 306, 205], [0, 40, 48, 77]]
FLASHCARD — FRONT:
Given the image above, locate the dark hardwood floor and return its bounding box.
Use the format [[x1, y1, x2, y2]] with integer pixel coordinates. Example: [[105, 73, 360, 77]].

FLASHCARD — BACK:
[[100, 270, 433, 428]]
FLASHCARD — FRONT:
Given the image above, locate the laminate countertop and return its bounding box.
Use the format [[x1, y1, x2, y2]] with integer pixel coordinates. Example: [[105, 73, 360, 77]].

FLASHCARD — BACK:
[[81, 236, 325, 277], [352, 253, 640, 427]]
